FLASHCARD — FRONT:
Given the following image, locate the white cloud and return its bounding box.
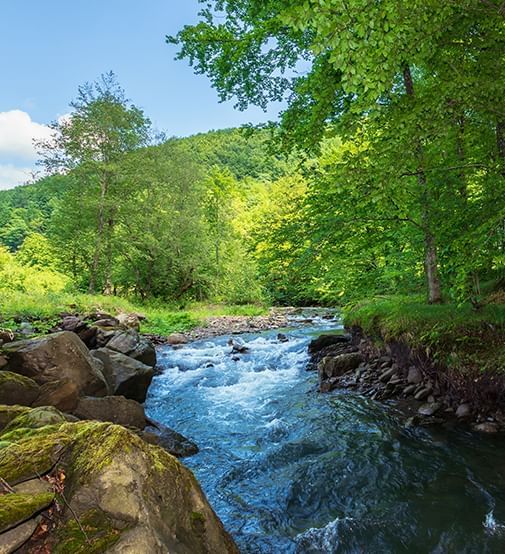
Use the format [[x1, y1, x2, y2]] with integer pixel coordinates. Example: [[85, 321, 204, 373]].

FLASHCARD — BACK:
[[0, 110, 52, 162], [0, 164, 33, 190]]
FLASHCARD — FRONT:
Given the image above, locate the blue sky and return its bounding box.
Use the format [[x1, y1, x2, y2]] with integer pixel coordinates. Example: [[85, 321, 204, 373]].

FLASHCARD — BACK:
[[0, 0, 283, 189]]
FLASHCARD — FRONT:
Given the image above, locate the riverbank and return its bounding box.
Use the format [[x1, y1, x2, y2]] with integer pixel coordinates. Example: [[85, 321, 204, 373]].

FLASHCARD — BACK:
[[313, 295, 505, 432], [0, 290, 267, 339]]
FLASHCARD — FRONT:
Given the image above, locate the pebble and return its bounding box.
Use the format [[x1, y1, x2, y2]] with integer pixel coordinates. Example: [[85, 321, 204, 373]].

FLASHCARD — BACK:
[[418, 402, 441, 417], [455, 403, 471, 419], [407, 366, 423, 385], [379, 367, 397, 382], [414, 386, 432, 401], [473, 422, 499, 434]]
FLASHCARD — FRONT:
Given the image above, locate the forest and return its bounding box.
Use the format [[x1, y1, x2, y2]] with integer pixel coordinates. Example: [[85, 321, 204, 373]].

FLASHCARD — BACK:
[[1, 2, 504, 318]]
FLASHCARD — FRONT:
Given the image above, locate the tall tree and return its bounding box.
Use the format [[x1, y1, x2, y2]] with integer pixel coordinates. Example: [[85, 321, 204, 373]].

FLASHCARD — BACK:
[[36, 72, 152, 293]]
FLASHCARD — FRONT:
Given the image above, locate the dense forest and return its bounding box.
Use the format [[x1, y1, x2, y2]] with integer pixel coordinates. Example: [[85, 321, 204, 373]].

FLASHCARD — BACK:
[[1, 1, 505, 311]]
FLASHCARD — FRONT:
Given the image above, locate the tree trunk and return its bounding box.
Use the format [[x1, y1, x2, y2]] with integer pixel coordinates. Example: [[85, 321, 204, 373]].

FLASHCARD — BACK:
[[403, 65, 442, 303], [497, 119, 505, 175], [88, 175, 108, 294]]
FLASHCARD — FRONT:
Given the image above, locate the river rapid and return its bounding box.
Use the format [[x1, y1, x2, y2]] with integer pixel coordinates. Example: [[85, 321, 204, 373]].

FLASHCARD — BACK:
[[145, 314, 505, 553]]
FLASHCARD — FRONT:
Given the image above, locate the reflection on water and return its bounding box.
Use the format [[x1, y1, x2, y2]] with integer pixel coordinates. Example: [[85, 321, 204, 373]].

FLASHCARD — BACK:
[[146, 319, 505, 553]]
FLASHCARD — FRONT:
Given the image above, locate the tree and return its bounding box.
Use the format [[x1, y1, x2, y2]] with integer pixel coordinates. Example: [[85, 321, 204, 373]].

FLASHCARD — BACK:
[[169, 0, 505, 304], [37, 72, 152, 293]]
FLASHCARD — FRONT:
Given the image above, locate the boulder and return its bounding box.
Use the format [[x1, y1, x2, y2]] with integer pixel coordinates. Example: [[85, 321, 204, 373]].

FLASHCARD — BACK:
[[0, 405, 30, 433], [1, 332, 108, 397], [166, 333, 188, 345], [59, 315, 86, 333], [73, 396, 147, 430], [0, 372, 39, 406], [318, 353, 363, 380], [0, 492, 54, 533], [93, 318, 120, 328], [2, 406, 73, 436], [90, 348, 154, 403], [0, 420, 238, 553], [309, 334, 351, 354], [106, 330, 156, 367], [32, 378, 79, 413]]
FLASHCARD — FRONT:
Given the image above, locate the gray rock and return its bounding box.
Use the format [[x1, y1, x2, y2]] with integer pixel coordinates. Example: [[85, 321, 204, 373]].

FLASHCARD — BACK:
[[106, 330, 156, 367], [32, 378, 79, 412], [0, 516, 41, 552], [456, 403, 471, 419], [308, 334, 351, 354], [90, 348, 154, 403], [144, 423, 199, 458], [418, 402, 441, 417], [116, 312, 141, 331], [318, 353, 363, 380], [407, 366, 423, 385], [74, 396, 147, 430], [166, 333, 188, 345], [277, 333, 289, 343], [403, 384, 417, 396], [473, 422, 499, 434], [379, 367, 397, 383], [2, 331, 108, 396], [0, 371, 39, 406], [414, 386, 432, 401]]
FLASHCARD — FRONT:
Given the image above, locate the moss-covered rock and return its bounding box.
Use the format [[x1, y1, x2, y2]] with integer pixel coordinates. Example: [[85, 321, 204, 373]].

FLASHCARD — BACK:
[[52, 509, 122, 554], [0, 371, 40, 406], [2, 405, 73, 435], [0, 405, 30, 432], [0, 492, 54, 532], [0, 411, 238, 553]]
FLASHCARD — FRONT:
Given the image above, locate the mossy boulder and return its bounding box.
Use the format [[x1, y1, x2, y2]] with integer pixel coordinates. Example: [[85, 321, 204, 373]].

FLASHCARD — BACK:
[[65, 423, 238, 553], [0, 492, 54, 532], [0, 405, 30, 433], [0, 412, 238, 553], [0, 371, 40, 406], [1, 331, 108, 396]]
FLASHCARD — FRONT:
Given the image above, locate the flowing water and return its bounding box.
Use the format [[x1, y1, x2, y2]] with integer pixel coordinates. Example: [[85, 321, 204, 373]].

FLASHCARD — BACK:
[[145, 314, 505, 553]]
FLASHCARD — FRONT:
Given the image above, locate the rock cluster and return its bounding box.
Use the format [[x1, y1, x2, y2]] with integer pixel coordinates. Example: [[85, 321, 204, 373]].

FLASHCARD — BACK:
[[0, 408, 237, 553], [0, 312, 216, 552], [311, 331, 504, 433]]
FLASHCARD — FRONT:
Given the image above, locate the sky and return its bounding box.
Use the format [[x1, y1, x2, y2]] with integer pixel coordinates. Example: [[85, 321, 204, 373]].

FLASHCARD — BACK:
[[0, 0, 283, 190]]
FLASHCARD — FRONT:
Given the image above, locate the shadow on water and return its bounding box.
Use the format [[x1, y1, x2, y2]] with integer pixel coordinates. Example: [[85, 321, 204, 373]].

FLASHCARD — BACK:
[[145, 317, 505, 553]]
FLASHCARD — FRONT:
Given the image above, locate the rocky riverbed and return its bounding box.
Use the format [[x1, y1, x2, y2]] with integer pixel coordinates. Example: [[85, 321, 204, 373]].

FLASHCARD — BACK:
[[0, 310, 238, 553], [311, 328, 505, 433]]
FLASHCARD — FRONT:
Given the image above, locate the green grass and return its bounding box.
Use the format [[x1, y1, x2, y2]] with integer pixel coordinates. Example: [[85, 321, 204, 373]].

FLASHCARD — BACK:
[[0, 290, 268, 337], [344, 295, 505, 374]]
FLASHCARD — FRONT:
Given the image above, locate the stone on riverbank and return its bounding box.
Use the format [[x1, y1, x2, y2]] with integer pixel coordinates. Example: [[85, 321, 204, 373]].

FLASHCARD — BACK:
[[90, 348, 154, 403], [73, 396, 147, 430], [318, 353, 363, 380], [1, 331, 108, 397], [309, 334, 351, 354], [0, 416, 238, 553], [0, 371, 39, 406], [106, 329, 156, 367]]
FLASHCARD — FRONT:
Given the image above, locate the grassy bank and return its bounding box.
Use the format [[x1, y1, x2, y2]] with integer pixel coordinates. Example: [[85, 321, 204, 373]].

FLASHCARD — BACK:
[[344, 296, 505, 374], [0, 290, 268, 337]]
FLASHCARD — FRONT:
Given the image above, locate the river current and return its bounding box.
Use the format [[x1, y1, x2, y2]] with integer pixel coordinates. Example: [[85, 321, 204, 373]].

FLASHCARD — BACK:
[[145, 314, 505, 553]]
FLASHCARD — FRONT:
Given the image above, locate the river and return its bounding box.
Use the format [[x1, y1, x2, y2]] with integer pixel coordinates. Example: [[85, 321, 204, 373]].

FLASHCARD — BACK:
[[145, 314, 505, 553]]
